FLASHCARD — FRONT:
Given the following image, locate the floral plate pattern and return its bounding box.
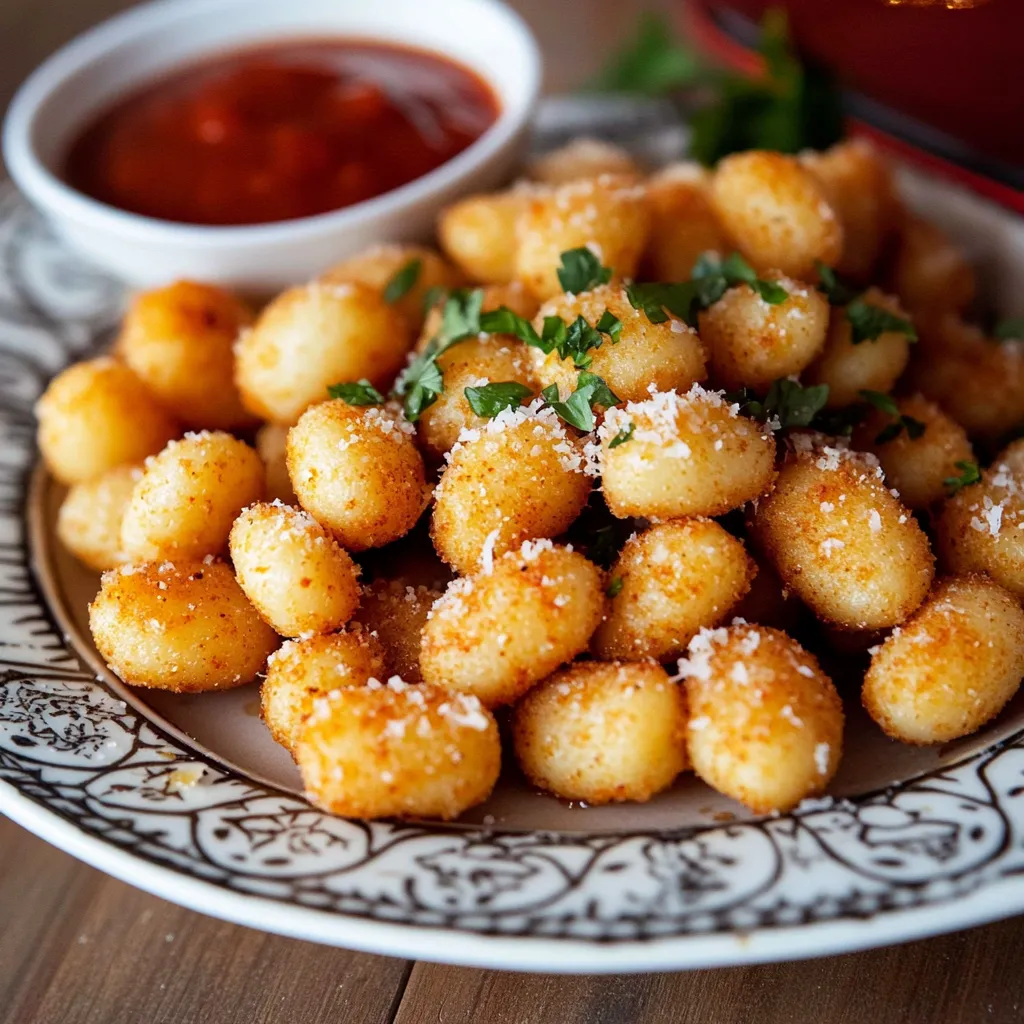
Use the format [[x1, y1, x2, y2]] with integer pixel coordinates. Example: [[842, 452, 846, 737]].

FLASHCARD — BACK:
[[3, 182, 1024, 971]]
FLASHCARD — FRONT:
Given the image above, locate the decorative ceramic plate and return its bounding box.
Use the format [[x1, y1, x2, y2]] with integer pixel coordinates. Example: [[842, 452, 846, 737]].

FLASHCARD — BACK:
[[4, 115, 1024, 971]]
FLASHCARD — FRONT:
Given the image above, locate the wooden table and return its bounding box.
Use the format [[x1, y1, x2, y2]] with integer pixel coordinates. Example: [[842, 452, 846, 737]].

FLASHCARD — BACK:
[[3, 2, 1024, 1021]]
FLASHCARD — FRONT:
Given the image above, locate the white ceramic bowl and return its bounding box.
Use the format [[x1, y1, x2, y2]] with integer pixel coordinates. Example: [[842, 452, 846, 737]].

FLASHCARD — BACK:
[[2, 0, 540, 291]]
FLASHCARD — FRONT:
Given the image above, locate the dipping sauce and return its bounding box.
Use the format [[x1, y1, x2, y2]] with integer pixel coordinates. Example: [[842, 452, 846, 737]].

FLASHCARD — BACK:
[[63, 41, 499, 226]]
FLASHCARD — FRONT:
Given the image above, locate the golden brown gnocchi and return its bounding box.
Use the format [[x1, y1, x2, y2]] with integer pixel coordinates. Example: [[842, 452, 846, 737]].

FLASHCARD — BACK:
[[592, 519, 755, 662], [56, 463, 140, 572], [430, 401, 592, 574], [235, 281, 411, 424], [529, 284, 707, 403], [229, 501, 361, 637], [120, 431, 265, 562], [296, 679, 501, 820], [750, 443, 934, 629], [527, 138, 642, 185], [438, 189, 531, 284], [863, 576, 1024, 744], [420, 541, 604, 707], [515, 175, 651, 299], [709, 150, 842, 280], [698, 274, 829, 391], [261, 628, 386, 752], [89, 560, 278, 692], [598, 385, 776, 519], [287, 399, 430, 551], [679, 623, 844, 813], [512, 661, 688, 804], [36, 358, 179, 485], [118, 280, 255, 430]]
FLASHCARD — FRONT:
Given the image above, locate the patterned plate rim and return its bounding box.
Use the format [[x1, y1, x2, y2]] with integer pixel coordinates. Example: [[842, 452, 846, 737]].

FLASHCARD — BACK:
[[3, 184, 1024, 972]]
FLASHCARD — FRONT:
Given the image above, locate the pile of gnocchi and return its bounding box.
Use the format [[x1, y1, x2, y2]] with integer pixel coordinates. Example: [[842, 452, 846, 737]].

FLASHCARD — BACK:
[[38, 136, 1024, 821]]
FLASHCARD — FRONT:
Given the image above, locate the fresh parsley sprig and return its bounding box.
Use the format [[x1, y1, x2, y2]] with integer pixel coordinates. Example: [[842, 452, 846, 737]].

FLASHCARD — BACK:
[[608, 423, 635, 448], [546, 372, 621, 432], [557, 248, 613, 294], [693, 252, 788, 307], [847, 299, 917, 346], [859, 390, 926, 444], [814, 261, 860, 307], [327, 379, 385, 405], [463, 381, 533, 418], [383, 258, 422, 304], [729, 378, 830, 431], [625, 281, 700, 326], [944, 460, 982, 494]]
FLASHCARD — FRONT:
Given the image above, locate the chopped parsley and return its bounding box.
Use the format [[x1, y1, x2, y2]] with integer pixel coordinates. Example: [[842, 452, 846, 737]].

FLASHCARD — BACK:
[[383, 258, 422, 305], [994, 316, 1024, 342], [540, 383, 560, 404], [846, 298, 918, 345], [421, 284, 448, 315], [393, 288, 486, 420], [730, 378, 830, 431], [608, 422, 635, 448], [693, 252, 788, 307], [557, 248, 613, 294], [327, 379, 384, 406], [546, 372, 620, 432], [606, 576, 625, 598], [463, 381, 533, 418], [814, 261, 860, 307], [595, 309, 623, 343], [625, 280, 700, 326], [944, 460, 982, 494], [479, 307, 619, 368], [859, 389, 926, 444]]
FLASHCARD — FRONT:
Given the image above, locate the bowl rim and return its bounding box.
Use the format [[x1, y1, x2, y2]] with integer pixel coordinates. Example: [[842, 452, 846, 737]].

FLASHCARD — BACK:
[[1, 0, 541, 246]]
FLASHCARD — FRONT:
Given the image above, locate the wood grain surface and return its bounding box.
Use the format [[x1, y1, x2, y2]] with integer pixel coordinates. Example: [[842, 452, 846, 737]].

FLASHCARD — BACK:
[[3, 1, 1024, 1021]]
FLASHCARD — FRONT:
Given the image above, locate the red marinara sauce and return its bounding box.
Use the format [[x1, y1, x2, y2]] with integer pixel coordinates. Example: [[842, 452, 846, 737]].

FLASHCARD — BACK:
[[63, 41, 499, 226]]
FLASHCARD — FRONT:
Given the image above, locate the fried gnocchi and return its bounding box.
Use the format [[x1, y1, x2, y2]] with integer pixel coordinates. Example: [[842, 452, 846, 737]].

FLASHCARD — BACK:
[[287, 399, 430, 551], [120, 431, 265, 562], [36, 358, 179, 484], [679, 623, 844, 813], [89, 560, 278, 692], [438, 189, 530, 284], [527, 137, 641, 185], [261, 628, 386, 752], [512, 661, 688, 804], [936, 447, 1024, 599], [320, 243, 463, 328], [698, 274, 829, 390], [430, 401, 591, 574], [230, 501, 361, 637], [592, 519, 755, 661], [710, 150, 842, 279], [351, 578, 443, 683], [420, 541, 604, 707], [598, 385, 776, 519], [530, 284, 707, 403], [750, 444, 934, 629], [118, 280, 256, 430], [56, 463, 140, 572], [863, 576, 1024, 744], [296, 679, 501, 820], [515, 175, 651, 299], [235, 281, 411, 424]]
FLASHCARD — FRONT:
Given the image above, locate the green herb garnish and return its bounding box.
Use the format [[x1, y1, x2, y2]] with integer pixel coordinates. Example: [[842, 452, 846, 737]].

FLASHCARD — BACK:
[[327, 379, 384, 406], [625, 281, 700, 326], [606, 576, 625, 598], [846, 299, 917, 345], [944, 460, 982, 494], [693, 252, 788, 308], [464, 381, 534, 418], [730, 378, 830, 431], [547, 372, 621, 432], [858, 389, 926, 444], [608, 423, 635, 449], [540, 383, 561, 404], [421, 284, 448, 315], [591, 11, 702, 95], [994, 317, 1024, 342], [383, 258, 422, 305], [814, 261, 860, 307], [557, 247, 613, 294], [595, 309, 623, 343]]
